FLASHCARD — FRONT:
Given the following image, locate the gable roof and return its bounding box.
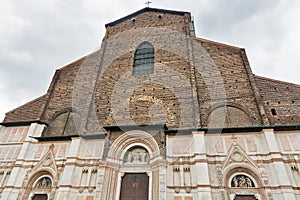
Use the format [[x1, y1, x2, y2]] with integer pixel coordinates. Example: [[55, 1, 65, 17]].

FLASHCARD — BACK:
[[105, 7, 189, 28]]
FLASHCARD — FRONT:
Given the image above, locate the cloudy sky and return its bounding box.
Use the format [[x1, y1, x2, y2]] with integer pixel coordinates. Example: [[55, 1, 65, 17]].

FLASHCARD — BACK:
[[0, 0, 299, 121]]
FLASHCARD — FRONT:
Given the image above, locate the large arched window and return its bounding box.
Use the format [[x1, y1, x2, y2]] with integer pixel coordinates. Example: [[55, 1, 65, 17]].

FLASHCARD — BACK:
[[133, 42, 154, 76]]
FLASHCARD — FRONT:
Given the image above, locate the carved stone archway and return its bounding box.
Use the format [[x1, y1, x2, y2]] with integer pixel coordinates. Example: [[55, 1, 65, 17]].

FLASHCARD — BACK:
[[24, 173, 54, 200], [101, 130, 165, 200], [224, 167, 266, 200]]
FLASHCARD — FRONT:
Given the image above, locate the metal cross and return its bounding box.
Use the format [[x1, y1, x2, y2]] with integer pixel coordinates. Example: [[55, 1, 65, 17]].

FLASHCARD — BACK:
[[145, 1, 152, 7]]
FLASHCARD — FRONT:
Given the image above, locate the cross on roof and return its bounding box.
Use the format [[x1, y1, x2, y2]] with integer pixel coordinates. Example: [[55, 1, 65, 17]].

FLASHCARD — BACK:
[[145, 1, 152, 7]]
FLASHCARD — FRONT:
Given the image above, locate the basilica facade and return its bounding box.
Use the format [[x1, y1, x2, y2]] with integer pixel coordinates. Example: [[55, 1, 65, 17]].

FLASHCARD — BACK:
[[1, 7, 300, 200]]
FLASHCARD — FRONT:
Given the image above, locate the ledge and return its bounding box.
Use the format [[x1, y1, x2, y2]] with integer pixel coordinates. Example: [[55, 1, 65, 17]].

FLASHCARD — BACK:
[[103, 124, 167, 132], [31, 134, 106, 141], [0, 120, 48, 127], [165, 124, 300, 135]]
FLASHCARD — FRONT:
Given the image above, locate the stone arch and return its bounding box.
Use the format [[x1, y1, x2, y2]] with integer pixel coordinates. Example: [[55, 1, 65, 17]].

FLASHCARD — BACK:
[[32, 176, 52, 189], [223, 164, 263, 187], [23, 169, 56, 200], [223, 165, 266, 200], [102, 130, 162, 200], [49, 107, 73, 121], [45, 108, 80, 136], [206, 103, 253, 128], [107, 130, 160, 162]]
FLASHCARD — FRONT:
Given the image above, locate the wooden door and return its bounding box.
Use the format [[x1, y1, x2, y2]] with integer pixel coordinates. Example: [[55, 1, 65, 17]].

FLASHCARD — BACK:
[[120, 173, 149, 200], [32, 194, 48, 200], [235, 195, 257, 200]]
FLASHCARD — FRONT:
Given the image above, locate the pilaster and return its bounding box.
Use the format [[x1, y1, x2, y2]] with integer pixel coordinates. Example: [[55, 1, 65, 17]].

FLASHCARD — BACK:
[[55, 137, 81, 199], [263, 129, 296, 200]]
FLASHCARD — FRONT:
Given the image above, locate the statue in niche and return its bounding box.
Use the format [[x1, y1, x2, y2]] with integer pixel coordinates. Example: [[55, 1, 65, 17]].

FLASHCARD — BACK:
[[125, 147, 149, 164], [231, 175, 255, 188]]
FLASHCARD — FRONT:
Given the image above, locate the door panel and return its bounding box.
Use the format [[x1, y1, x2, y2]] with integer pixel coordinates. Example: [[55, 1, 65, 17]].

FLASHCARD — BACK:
[[120, 173, 149, 200]]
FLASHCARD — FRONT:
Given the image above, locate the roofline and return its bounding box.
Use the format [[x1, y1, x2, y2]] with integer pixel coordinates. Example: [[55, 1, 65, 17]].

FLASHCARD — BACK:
[[193, 37, 243, 51], [254, 75, 300, 88], [4, 94, 47, 115], [105, 7, 190, 28]]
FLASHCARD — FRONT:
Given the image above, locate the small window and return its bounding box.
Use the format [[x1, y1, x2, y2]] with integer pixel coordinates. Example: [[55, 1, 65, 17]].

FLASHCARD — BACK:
[[133, 42, 154, 76], [271, 108, 277, 116]]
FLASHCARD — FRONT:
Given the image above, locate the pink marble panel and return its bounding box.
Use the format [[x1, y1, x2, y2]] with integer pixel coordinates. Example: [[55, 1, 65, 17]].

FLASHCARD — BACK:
[[216, 138, 224, 153], [290, 135, 300, 151], [280, 135, 292, 151], [173, 140, 189, 154], [246, 136, 257, 152]]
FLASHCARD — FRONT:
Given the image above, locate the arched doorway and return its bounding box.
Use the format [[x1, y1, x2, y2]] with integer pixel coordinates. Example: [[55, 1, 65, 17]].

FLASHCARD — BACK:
[[118, 145, 152, 200], [101, 130, 164, 200]]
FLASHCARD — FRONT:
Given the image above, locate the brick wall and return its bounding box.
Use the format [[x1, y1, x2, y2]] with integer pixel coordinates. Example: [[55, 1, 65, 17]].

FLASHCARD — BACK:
[[255, 75, 300, 125]]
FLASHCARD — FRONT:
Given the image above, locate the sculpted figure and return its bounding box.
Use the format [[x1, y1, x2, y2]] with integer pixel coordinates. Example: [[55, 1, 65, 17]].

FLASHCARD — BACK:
[[233, 176, 238, 187], [246, 177, 253, 187], [239, 176, 247, 187]]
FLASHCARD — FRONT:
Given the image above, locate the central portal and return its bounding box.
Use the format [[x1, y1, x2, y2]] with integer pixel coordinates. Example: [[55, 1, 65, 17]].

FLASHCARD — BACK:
[[120, 173, 149, 200]]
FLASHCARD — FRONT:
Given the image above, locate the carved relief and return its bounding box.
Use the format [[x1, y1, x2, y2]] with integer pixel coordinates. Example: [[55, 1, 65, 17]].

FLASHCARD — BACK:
[[34, 177, 52, 188], [124, 147, 150, 164], [231, 175, 255, 188], [226, 168, 266, 200], [216, 166, 223, 185], [231, 151, 244, 162]]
